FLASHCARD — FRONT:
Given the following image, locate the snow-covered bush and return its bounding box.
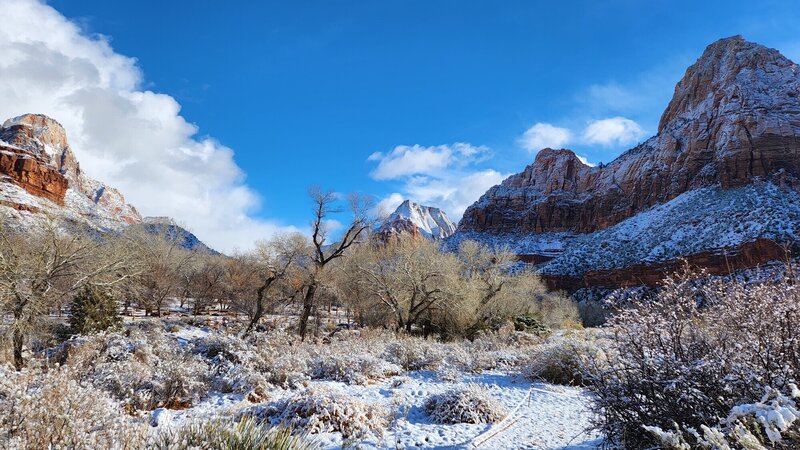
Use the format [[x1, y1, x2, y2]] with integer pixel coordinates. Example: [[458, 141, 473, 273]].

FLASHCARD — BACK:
[[586, 271, 800, 448], [192, 333, 270, 395], [153, 417, 317, 450], [526, 334, 600, 386], [644, 386, 800, 449], [62, 328, 211, 411], [258, 386, 390, 438], [311, 353, 402, 385], [0, 365, 148, 449], [382, 338, 445, 371], [424, 384, 508, 424]]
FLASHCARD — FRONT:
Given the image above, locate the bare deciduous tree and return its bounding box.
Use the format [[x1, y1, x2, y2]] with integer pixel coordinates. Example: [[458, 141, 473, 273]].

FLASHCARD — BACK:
[[298, 187, 373, 340], [230, 232, 310, 335], [346, 236, 460, 333], [125, 228, 194, 316]]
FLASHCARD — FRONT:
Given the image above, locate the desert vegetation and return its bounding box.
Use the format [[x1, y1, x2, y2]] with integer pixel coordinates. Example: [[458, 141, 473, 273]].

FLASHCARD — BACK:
[[584, 269, 800, 449], [0, 192, 798, 449]]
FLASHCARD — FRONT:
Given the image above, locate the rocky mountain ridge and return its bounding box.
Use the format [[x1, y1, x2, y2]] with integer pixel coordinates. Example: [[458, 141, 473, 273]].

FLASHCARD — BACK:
[[454, 36, 800, 288]]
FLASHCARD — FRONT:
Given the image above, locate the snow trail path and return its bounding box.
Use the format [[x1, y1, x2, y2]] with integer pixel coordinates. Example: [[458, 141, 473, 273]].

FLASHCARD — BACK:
[[469, 384, 602, 449]]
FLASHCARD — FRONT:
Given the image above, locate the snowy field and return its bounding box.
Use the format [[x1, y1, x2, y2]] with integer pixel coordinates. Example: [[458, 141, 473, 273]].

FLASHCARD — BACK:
[[152, 324, 602, 449], [157, 367, 601, 449]]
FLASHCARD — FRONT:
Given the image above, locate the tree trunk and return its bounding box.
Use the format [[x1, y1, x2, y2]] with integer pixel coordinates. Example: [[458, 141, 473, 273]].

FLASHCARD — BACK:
[[12, 326, 24, 371], [245, 286, 267, 335], [298, 283, 316, 341]]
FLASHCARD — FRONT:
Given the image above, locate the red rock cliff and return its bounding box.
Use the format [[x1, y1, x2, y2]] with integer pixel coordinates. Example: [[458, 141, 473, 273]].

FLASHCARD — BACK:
[[459, 36, 800, 234]]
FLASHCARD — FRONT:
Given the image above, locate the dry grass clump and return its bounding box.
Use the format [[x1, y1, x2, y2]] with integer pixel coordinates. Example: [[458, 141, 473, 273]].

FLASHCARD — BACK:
[[0, 365, 148, 449], [257, 386, 390, 439], [153, 417, 318, 450], [424, 383, 508, 424]]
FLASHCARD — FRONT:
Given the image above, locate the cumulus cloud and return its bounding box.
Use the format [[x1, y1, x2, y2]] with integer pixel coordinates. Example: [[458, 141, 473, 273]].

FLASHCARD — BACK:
[[518, 123, 571, 151], [369, 143, 491, 180], [582, 117, 647, 147], [374, 192, 405, 218], [368, 143, 505, 220], [0, 0, 294, 253]]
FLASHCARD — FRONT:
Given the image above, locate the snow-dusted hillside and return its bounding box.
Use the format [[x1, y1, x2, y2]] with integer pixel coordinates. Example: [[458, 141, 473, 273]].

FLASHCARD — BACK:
[[451, 181, 800, 276]]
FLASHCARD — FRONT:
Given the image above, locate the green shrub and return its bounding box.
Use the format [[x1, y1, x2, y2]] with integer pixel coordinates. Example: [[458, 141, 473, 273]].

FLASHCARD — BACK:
[[513, 314, 550, 336], [69, 285, 122, 334]]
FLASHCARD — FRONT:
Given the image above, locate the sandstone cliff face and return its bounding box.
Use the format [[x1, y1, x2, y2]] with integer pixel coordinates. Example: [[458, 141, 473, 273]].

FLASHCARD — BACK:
[[0, 147, 68, 205], [453, 36, 800, 287], [0, 114, 142, 229], [460, 36, 800, 235]]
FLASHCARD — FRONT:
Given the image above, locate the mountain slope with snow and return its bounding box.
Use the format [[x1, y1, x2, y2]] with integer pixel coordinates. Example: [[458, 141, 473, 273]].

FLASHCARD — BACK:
[[378, 200, 456, 240]]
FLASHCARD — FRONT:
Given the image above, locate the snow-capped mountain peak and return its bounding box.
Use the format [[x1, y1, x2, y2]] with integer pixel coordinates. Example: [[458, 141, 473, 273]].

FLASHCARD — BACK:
[[379, 200, 456, 240]]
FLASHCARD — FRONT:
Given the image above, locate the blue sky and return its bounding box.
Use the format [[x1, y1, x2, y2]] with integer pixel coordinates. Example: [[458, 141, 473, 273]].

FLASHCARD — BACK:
[[3, 1, 800, 251]]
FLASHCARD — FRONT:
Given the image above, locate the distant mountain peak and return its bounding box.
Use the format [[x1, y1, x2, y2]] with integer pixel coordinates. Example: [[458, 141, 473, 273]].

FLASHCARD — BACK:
[[378, 200, 456, 240], [659, 35, 798, 132]]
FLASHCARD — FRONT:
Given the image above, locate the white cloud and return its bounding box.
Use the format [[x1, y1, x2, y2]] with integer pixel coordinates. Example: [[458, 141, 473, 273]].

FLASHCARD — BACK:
[[374, 193, 405, 218], [369, 143, 490, 180], [404, 170, 506, 219], [0, 0, 294, 253], [518, 123, 571, 151], [369, 143, 504, 221], [582, 117, 647, 147]]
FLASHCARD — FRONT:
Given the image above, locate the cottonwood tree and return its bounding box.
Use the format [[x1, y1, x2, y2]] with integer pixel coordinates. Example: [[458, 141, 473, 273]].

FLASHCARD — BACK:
[[125, 228, 194, 316], [229, 232, 310, 335], [297, 187, 373, 340], [457, 240, 560, 329], [347, 236, 460, 333], [182, 254, 227, 315], [342, 237, 571, 337], [0, 218, 141, 369]]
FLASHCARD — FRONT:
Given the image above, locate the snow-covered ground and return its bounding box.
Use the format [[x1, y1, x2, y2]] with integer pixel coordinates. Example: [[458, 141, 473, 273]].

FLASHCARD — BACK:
[[154, 335, 601, 449]]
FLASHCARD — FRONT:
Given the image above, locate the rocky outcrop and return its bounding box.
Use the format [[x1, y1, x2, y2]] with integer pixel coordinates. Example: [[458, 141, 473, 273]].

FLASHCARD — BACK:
[[0, 147, 68, 205], [378, 200, 456, 240], [460, 36, 800, 235], [454, 36, 800, 289], [0, 114, 141, 229]]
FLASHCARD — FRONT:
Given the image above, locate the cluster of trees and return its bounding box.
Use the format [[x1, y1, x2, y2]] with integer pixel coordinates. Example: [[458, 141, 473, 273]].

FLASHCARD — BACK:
[[0, 188, 567, 370]]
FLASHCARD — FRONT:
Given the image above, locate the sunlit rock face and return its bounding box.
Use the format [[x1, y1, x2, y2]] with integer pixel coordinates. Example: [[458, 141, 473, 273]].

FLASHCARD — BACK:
[[0, 113, 141, 230], [453, 36, 800, 288]]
